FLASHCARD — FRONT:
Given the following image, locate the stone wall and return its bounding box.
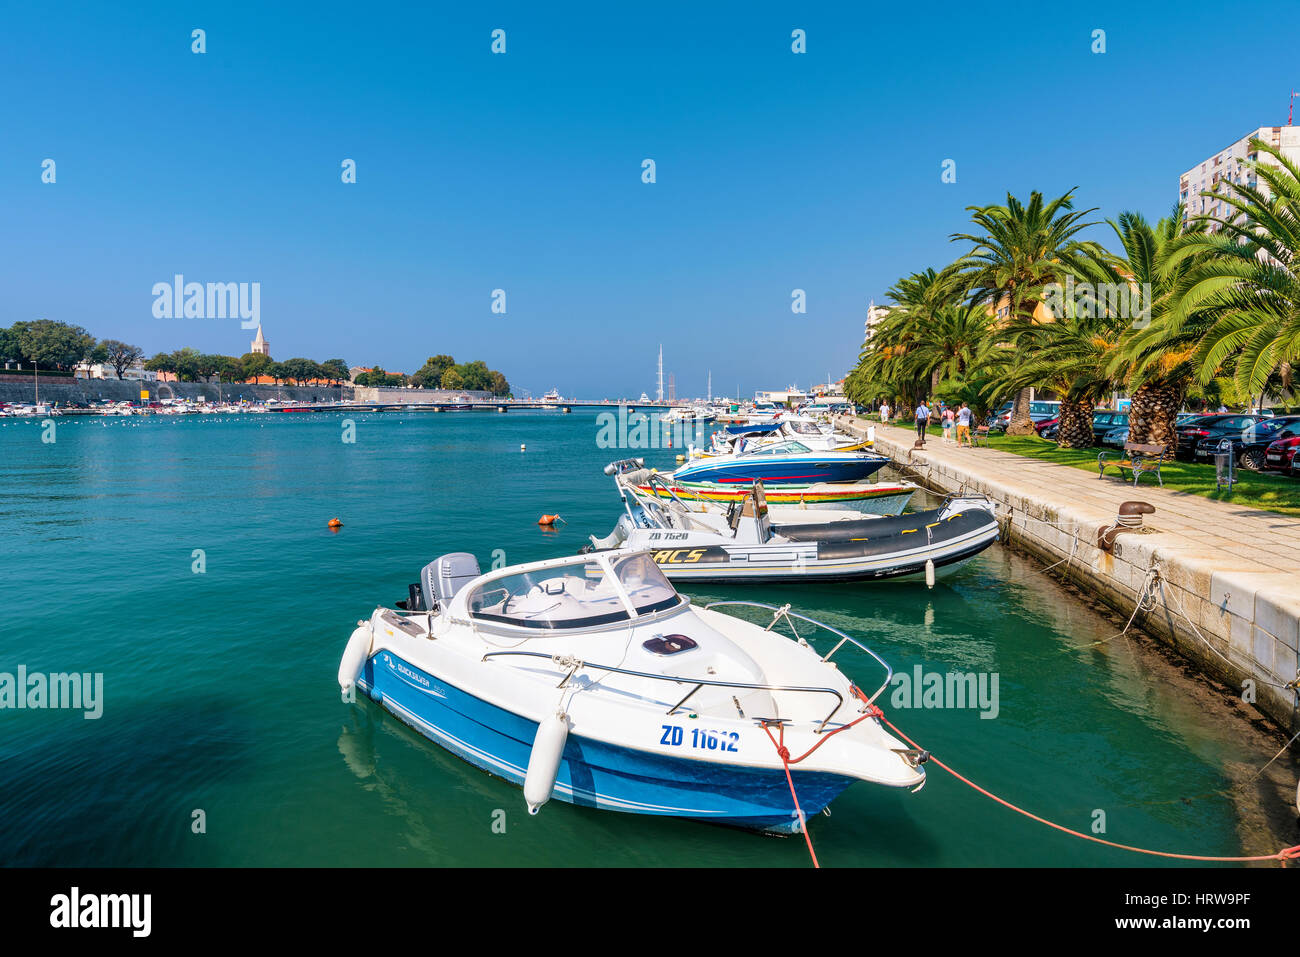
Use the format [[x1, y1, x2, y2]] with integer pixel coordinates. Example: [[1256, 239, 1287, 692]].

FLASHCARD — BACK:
[[0, 378, 352, 405], [843, 417, 1300, 732], [351, 387, 495, 404]]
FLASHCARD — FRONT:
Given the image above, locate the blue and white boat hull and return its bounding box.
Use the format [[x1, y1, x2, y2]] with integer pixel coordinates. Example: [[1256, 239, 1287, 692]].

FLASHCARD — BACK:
[[338, 551, 926, 839], [672, 452, 889, 486], [357, 651, 853, 833]]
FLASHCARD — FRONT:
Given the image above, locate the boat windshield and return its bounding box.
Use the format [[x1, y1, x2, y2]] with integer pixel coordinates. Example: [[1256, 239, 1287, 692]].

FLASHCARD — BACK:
[[610, 552, 679, 615], [466, 556, 679, 629], [786, 420, 821, 435], [749, 440, 810, 455]]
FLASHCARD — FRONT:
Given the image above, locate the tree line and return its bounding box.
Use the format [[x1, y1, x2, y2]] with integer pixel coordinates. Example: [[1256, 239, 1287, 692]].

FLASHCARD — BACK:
[[1, 323, 513, 396], [144, 349, 350, 385], [0, 320, 144, 379], [846, 137, 1300, 451], [398, 355, 510, 395]]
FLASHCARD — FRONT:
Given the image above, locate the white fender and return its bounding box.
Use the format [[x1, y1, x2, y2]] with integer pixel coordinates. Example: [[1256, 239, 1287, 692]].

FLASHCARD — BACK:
[[924, 558, 936, 588], [338, 621, 374, 695], [523, 711, 569, 814]]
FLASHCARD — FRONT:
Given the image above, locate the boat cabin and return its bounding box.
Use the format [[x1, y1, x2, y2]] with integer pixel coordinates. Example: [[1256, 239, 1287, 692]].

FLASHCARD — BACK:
[[462, 553, 682, 630]]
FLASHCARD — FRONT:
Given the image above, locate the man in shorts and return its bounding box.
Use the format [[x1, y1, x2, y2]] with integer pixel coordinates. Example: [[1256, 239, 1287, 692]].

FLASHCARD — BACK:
[[956, 402, 973, 447]]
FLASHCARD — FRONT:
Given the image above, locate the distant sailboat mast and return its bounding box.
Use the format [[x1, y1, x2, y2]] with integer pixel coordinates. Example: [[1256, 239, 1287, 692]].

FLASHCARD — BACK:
[[657, 345, 664, 402]]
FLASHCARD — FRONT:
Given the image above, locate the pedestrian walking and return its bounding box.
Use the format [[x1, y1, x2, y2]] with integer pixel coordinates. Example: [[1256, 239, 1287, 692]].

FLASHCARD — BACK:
[[914, 399, 930, 443], [956, 402, 973, 447]]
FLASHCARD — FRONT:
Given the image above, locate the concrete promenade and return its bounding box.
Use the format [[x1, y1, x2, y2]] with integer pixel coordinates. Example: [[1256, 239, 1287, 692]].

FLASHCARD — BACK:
[[840, 415, 1300, 732]]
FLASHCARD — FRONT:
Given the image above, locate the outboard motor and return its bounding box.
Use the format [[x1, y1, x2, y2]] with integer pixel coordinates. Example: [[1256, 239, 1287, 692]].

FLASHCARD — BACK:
[[417, 552, 482, 613], [731, 481, 773, 543], [750, 480, 772, 542]]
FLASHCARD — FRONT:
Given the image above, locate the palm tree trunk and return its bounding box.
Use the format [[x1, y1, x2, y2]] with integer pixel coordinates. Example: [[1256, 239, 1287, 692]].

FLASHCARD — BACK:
[[1128, 383, 1182, 452], [1006, 387, 1035, 435], [1056, 398, 1095, 448]]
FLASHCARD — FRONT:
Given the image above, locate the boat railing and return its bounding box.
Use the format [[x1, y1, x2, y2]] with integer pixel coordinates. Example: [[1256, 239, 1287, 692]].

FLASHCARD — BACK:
[[701, 600, 893, 707], [480, 649, 849, 731], [613, 466, 718, 531], [639, 470, 717, 512]]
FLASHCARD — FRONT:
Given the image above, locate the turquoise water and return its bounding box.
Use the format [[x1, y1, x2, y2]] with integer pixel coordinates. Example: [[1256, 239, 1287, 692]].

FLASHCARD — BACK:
[[0, 411, 1294, 867]]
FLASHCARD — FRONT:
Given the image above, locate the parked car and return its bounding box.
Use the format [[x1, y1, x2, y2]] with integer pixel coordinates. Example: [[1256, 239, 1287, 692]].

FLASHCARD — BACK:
[[1092, 411, 1129, 445], [1173, 413, 1267, 460], [1259, 422, 1300, 472], [1101, 425, 1130, 448], [1194, 416, 1300, 469], [1035, 416, 1060, 438], [993, 400, 1061, 430]]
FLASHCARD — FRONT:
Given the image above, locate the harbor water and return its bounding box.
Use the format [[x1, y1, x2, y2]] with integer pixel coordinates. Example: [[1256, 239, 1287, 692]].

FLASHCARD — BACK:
[[1, 411, 1295, 866]]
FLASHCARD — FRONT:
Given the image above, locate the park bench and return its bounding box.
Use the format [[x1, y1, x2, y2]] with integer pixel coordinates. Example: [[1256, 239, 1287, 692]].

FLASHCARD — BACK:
[[1098, 442, 1167, 486], [971, 425, 990, 447]]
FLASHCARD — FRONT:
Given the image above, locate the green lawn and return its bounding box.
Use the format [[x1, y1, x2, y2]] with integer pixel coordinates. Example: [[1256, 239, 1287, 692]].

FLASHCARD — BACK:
[[917, 425, 1300, 517]]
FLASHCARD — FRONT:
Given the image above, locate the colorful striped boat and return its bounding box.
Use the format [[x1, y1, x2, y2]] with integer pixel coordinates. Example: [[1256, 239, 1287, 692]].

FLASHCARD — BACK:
[[634, 476, 915, 515]]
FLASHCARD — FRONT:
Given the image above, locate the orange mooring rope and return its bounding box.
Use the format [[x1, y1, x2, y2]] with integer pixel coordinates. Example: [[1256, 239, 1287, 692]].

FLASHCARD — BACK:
[[761, 721, 819, 868], [877, 711, 1300, 865]]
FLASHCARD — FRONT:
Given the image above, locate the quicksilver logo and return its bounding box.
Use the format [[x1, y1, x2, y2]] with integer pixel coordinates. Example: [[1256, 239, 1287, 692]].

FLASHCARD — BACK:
[[49, 887, 151, 937]]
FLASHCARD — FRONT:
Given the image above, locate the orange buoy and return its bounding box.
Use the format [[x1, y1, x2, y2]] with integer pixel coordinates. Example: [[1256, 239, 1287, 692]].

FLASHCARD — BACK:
[[328, 518, 344, 528], [537, 514, 565, 526]]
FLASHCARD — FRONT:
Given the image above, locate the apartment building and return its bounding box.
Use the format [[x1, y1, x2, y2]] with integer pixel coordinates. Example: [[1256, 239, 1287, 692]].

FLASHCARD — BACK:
[[1179, 125, 1300, 227]]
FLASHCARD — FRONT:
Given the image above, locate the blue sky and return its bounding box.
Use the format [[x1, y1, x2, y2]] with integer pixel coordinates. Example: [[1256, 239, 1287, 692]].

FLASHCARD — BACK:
[[4, 1, 1298, 398]]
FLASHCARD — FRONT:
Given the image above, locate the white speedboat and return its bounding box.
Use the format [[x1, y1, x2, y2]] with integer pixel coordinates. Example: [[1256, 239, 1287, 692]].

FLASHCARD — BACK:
[[663, 404, 716, 424], [589, 468, 999, 584], [698, 417, 872, 457], [338, 550, 926, 833]]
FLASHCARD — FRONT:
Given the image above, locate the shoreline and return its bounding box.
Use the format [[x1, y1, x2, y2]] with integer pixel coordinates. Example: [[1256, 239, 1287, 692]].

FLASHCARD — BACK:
[[841, 415, 1300, 736]]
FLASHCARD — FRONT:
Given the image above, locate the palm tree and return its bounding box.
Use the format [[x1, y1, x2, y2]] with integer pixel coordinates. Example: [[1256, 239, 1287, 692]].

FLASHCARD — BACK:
[[1102, 207, 1210, 450], [849, 267, 962, 408], [900, 301, 999, 393], [995, 292, 1127, 448], [1165, 139, 1300, 400], [951, 189, 1109, 434]]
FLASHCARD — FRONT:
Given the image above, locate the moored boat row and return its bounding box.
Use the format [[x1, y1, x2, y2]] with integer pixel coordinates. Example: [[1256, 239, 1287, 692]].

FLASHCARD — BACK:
[[336, 399, 1002, 837]]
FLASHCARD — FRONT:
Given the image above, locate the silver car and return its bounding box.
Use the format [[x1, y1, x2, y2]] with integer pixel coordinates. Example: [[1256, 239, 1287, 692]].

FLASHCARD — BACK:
[[1102, 426, 1130, 448]]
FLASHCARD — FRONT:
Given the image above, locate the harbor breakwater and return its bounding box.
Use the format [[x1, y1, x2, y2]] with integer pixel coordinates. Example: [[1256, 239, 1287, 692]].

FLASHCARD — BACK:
[[842, 416, 1300, 734]]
